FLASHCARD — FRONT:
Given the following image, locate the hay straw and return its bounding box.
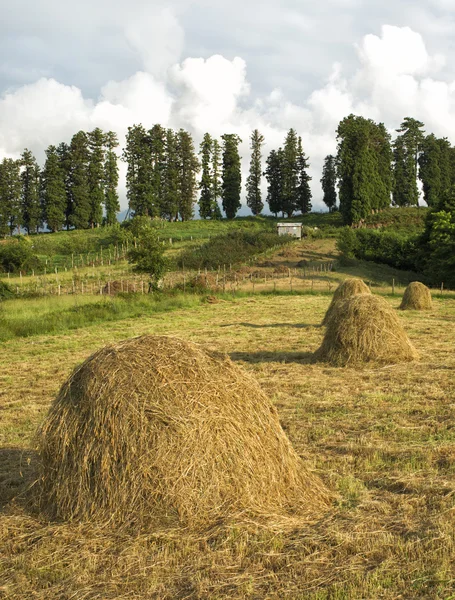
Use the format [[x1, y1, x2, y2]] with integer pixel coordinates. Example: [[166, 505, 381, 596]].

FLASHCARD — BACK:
[[322, 278, 371, 326], [36, 335, 332, 529], [315, 294, 419, 366], [400, 282, 433, 311]]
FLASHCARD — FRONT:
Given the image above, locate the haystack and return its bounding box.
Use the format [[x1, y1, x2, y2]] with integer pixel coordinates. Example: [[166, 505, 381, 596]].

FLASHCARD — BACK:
[[315, 294, 418, 366], [322, 278, 371, 326], [37, 335, 331, 529], [400, 281, 432, 310]]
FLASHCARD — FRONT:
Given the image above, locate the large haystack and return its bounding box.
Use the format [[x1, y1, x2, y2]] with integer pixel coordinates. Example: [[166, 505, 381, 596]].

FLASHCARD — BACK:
[[37, 335, 331, 529], [315, 294, 418, 366], [400, 281, 433, 311], [322, 278, 371, 325]]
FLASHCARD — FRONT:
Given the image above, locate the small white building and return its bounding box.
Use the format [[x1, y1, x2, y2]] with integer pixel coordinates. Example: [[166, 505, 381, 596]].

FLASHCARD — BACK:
[[276, 223, 302, 239]]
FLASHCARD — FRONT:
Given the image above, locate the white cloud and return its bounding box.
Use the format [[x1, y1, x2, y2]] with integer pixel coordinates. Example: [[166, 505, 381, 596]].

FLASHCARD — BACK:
[[2, 24, 455, 211]]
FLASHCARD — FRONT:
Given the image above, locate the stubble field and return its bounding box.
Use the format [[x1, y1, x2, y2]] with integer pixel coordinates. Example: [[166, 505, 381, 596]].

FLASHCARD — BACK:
[[0, 272, 454, 598]]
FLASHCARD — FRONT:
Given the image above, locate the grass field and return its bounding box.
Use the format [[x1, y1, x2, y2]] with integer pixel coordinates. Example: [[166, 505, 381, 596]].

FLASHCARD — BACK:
[[1, 240, 454, 599]]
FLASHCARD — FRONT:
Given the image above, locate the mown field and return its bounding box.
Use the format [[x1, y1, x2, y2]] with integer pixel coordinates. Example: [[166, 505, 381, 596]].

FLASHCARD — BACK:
[[1, 229, 454, 599]]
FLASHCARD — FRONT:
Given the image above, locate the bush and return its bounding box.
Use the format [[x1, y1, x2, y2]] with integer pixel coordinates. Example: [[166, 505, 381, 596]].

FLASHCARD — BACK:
[[126, 218, 167, 290], [0, 280, 14, 300], [337, 228, 419, 272], [0, 238, 43, 273], [177, 231, 292, 270]]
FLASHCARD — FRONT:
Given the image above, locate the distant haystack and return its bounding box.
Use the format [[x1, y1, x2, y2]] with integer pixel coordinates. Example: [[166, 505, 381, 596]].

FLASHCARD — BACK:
[[400, 282, 432, 311], [37, 335, 331, 529], [322, 278, 371, 326], [315, 294, 419, 366]]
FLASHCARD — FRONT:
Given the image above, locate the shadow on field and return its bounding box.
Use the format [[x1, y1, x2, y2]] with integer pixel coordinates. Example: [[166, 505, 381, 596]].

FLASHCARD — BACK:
[[0, 447, 37, 511], [222, 322, 320, 329], [230, 351, 314, 364]]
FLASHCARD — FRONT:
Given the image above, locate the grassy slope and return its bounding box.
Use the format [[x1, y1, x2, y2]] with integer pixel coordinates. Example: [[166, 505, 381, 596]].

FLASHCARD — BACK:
[[1, 234, 454, 599]]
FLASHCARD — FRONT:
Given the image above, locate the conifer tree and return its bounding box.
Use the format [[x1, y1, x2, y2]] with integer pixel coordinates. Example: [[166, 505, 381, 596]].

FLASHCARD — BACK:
[[149, 124, 166, 215], [87, 127, 105, 228], [56, 142, 72, 229], [265, 149, 283, 216], [177, 129, 200, 221], [211, 139, 223, 219], [246, 129, 264, 215], [162, 128, 180, 220], [375, 123, 393, 212], [393, 117, 425, 207], [437, 137, 452, 197], [0, 158, 21, 235], [20, 149, 42, 233], [418, 134, 442, 207], [104, 131, 120, 225], [123, 124, 154, 217], [281, 128, 299, 217], [198, 133, 213, 219], [320, 155, 337, 211], [221, 134, 242, 219], [296, 136, 312, 214], [69, 131, 91, 229], [42, 145, 66, 232], [87, 128, 105, 228], [336, 114, 392, 225]]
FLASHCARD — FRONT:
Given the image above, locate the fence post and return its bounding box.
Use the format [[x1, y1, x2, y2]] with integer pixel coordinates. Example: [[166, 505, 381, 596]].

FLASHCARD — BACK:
[[392, 278, 395, 295], [441, 282, 444, 296]]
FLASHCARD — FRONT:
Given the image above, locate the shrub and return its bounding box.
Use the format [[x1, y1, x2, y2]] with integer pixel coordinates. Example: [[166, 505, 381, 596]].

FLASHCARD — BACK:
[[177, 231, 292, 270], [0, 238, 42, 273]]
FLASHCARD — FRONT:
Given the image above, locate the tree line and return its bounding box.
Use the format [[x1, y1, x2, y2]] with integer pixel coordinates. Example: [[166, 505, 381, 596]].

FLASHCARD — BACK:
[[0, 128, 119, 235], [334, 114, 455, 225], [3, 114, 455, 235]]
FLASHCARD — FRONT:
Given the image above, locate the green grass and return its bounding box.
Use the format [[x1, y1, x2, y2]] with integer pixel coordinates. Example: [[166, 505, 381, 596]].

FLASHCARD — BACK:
[[0, 293, 203, 341]]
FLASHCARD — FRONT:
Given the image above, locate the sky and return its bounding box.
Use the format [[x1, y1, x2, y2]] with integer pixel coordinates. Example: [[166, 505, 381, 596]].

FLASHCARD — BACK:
[[2, 0, 455, 213]]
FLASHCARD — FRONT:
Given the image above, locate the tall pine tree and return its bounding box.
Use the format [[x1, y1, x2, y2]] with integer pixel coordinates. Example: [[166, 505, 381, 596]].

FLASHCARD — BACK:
[[20, 149, 42, 233], [42, 145, 66, 232], [69, 131, 91, 229], [162, 128, 180, 220], [265, 149, 283, 216], [418, 134, 442, 207], [281, 129, 299, 217], [177, 130, 199, 221], [0, 158, 21, 235], [221, 134, 242, 219], [123, 124, 154, 217], [104, 131, 120, 225], [211, 139, 223, 219], [149, 124, 166, 215], [296, 136, 312, 214], [393, 117, 425, 207], [246, 129, 264, 215], [56, 142, 72, 229], [320, 155, 337, 211], [87, 128, 105, 228], [336, 115, 392, 225], [198, 133, 213, 219]]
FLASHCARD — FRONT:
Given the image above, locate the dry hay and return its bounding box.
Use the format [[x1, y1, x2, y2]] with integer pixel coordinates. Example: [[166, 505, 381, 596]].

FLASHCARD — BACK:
[[314, 294, 419, 366], [36, 335, 331, 530], [400, 281, 433, 311], [322, 278, 371, 326]]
